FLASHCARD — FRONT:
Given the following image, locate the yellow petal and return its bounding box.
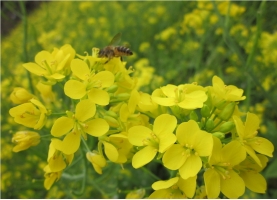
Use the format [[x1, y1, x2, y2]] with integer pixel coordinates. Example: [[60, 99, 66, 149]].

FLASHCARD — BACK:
[[176, 120, 199, 145], [75, 99, 96, 121], [91, 71, 115, 88], [61, 131, 81, 154], [132, 146, 157, 168], [103, 142, 118, 162], [88, 88, 110, 105], [153, 114, 177, 135], [70, 59, 90, 80], [240, 171, 266, 193], [158, 132, 176, 153], [244, 112, 259, 138], [179, 154, 202, 179], [128, 126, 152, 146], [48, 73, 65, 80], [64, 80, 86, 99], [221, 140, 246, 166], [193, 130, 213, 156], [85, 118, 109, 137], [249, 137, 274, 157], [233, 115, 245, 138], [51, 117, 74, 137], [220, 170, 245, 198], [48, 153, 66, 172], [178, 176, 197, 198], [35, 50, 52, 65], [23, 62, 47, 76], [178, 90, 207, 109], [152, 177, 179, 190], [204, 168, 220, 199], [163, 144, 186, 170], [151, 88, 176, 106]]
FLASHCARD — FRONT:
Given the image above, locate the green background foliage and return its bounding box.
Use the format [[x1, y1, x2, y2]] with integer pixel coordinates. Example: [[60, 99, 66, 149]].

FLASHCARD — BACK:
[[1, 1, 277, 198]]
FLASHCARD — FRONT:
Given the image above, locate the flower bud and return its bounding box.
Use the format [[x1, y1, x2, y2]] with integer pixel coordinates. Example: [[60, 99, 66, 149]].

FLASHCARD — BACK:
[[10, 87, 33, 104], [206, 119, 214, 131], [212, 132, 225, 139], [218, 102, 236, 121], [105, 110, 118, 118], [189, 110, 198, 121], [201, 104, 211, 118], [86, 151, 106, 174], [116, 93, 131, 101], [215, 99, 226, 110], [106, 85, 118, 93], [103, 116, 119, 128], [12, 131, 40, 152], [219, 121, 235, 133]]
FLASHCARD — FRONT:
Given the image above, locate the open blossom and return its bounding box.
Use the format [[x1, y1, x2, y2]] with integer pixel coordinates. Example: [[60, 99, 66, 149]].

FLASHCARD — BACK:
[[23, 44, 75, 84], [149, 176, 196, 198], [152, 83, 207, 109], [163, 120, 213, 179], [64, 58, 114, 105], [209, 75, 246, 103], [204, 137, 246, 199], [233, 112, 274, 166], [128, 114, 177, 168], [51, 99, 109, 154], [9, 98, 48, 130]]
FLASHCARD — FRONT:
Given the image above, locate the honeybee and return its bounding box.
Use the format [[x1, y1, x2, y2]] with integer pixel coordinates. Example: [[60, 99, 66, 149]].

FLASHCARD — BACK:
[[99, 33, 133, 61]]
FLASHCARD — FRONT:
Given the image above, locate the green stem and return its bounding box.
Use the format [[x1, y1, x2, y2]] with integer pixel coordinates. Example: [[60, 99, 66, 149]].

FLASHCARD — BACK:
[[141, 166, 160, 181], [19, 1, 35, 94], [81, 135, 91, 152], [72, 148, 87, 196]]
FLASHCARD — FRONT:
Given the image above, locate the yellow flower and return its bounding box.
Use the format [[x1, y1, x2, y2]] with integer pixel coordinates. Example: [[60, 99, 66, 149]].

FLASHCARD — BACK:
[[51, 99, 109, 154], [128, 114, 177, 168], [9, 98, 48, 130], [163, 120, 213, 179], [210, 75, 246, 103], [233, 112, 274, 166], [86, 151, 106, 174], [235, 155, 268, 194], [11, 131, 40, 152], [43, 165, 62, 190], [23, 44, 75, 84], [47, 139, 74, 172], [204, 137, 246, 198], [64, 58, 114, 105], [10, 87, 34, 104], [152, 83, 207, 109], [149, 176, 196, 198]]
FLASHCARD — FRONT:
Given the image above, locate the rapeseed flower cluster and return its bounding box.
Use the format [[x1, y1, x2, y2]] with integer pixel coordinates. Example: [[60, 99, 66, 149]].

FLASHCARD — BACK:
[[9, 41, 274, 198]]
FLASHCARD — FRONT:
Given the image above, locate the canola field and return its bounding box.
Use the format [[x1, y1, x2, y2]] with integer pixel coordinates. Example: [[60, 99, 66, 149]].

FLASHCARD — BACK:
[[1, 1, 277, 198]]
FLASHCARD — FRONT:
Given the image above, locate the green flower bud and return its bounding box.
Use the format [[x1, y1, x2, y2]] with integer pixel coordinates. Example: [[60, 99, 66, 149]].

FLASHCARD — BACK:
[[106, 85, 118, 93], [190, 110, 198, 121], [218, 102, 236, 121], [105, 110, 118, 118], [116, 93, 130, 101], [201, 104, 211, 118], [219, 121, 235, 133], [212, 132, 225, 139], [215, 99, 227, 110], [206, 119, 214, 131], [103, 116, 119, 128]]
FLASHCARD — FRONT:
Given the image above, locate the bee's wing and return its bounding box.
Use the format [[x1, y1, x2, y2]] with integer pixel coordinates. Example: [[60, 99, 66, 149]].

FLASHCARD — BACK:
[[109, 33, 122, 46]]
